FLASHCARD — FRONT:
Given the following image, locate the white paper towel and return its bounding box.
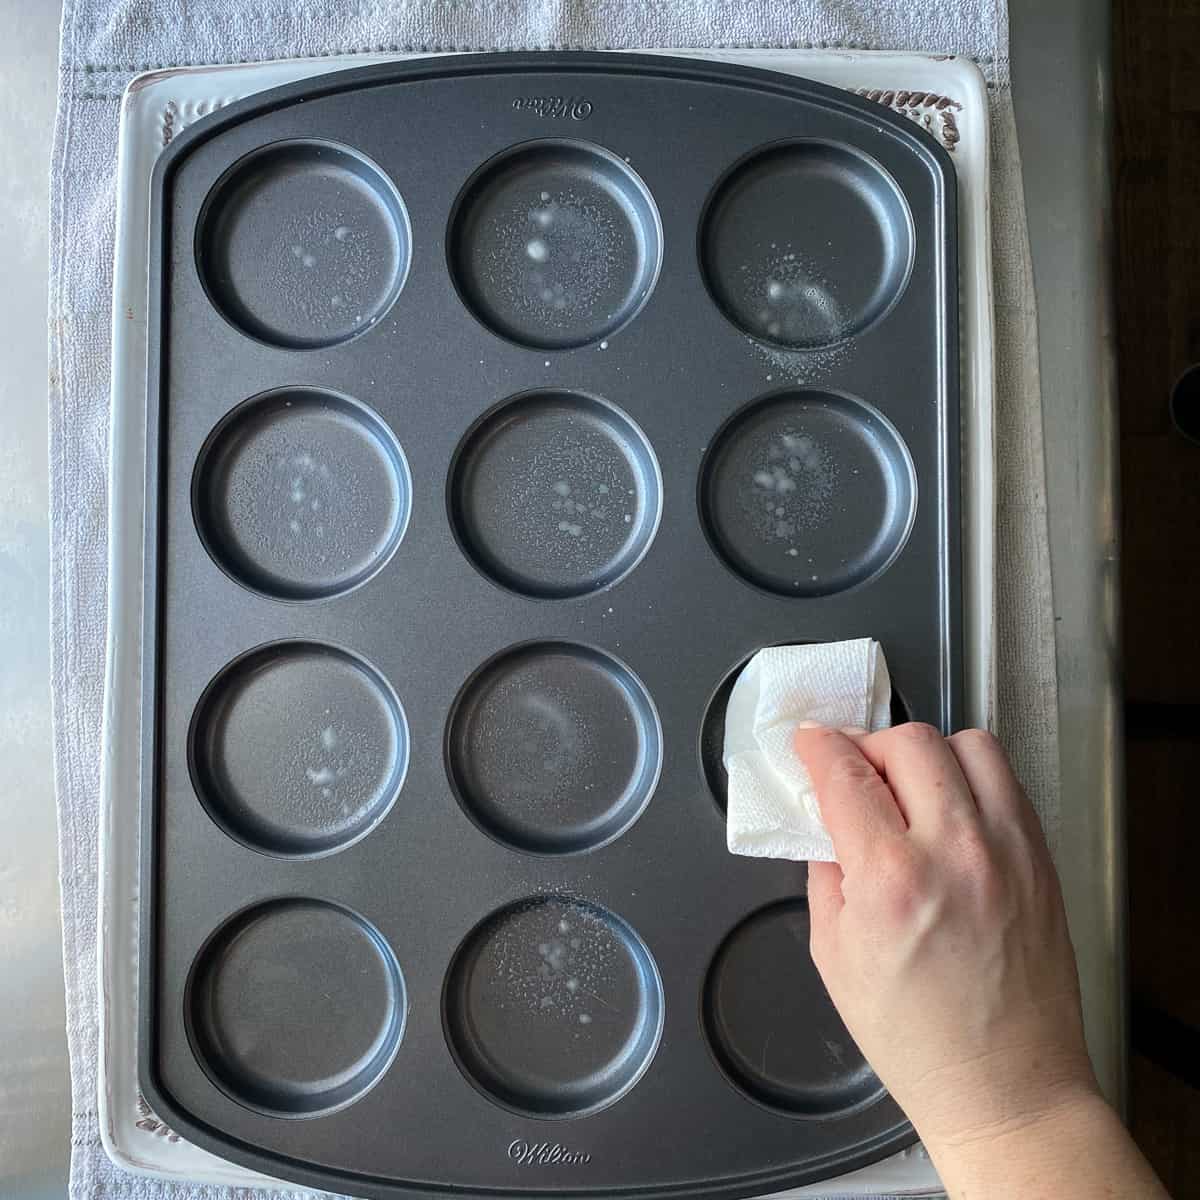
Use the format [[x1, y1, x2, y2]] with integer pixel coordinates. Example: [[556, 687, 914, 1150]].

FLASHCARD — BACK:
[[725, 641, 892, 862]]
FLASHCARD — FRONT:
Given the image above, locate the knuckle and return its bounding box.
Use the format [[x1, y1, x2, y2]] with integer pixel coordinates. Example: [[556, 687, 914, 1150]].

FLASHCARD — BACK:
[[949, 728, 1003, 757], [826, 751, 879, 790], [801, 724, 842, 746], [794, 723, 838, 755], [894, 720, 942, 746]]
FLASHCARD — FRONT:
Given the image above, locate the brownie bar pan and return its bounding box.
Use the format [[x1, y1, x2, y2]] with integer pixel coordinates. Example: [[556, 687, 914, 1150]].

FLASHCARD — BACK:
[[141, 52, 960, 1199]]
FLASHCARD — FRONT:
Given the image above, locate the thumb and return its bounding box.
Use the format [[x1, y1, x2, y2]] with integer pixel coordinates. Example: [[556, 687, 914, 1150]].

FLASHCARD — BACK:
[[806, 859, 844, 970]]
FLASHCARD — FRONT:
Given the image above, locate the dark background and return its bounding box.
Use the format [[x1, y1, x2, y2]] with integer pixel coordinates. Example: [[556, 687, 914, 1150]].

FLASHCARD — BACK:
[[1115, 0, 1200, 1191]]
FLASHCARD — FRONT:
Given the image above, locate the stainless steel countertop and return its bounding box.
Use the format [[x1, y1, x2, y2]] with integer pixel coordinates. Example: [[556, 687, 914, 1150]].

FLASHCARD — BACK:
[[0, 1, 1121, 1194], [0, 3, 71, 1199], [1009, 0, 1125, 1113]]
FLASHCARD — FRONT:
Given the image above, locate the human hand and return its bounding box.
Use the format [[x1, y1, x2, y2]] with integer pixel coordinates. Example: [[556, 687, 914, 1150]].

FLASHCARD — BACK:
[[795, 722, 1099, 1168]]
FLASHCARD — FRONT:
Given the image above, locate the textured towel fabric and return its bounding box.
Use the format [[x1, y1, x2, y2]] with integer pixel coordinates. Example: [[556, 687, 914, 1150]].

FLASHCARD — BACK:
[[725, 641, 892, 863], [50, 2, 1059, 1197]]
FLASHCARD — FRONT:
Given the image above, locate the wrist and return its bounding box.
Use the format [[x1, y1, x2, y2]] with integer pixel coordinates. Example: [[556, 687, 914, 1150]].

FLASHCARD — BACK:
[[895, 1031, 1099, 1156], [923, 1081, 1116, 1198]]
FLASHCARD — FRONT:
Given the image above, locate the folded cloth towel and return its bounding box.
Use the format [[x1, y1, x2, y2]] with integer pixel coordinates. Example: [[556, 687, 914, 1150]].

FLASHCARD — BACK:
[[725, 641, 892, 862]]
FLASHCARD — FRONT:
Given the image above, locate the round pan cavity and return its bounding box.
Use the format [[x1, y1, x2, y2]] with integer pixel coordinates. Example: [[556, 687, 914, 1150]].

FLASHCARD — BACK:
[[449, 390, 660, 599], [700, 390, 916, 598], [443, 896, 663, 1118], [190, 641, 407, 858], [700, 653, 912, 813], [448, 140, 662, 350], [188, 899, 405, 1117], [193, 388, 410, 602], [700, 141, 913, 349], [447, 642, 660, 855], [704, 901, 882, 1116], [197, 139, 410, 349]]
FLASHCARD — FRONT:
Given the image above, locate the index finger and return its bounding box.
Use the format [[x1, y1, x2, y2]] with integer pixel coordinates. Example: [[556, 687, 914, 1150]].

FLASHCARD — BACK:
[[793, 725, 908, 867]]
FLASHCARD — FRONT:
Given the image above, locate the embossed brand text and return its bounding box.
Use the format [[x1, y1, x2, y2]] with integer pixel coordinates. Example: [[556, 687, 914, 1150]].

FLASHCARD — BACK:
[[508, 1139, 592, 1166], [511, 96, 594, 120]]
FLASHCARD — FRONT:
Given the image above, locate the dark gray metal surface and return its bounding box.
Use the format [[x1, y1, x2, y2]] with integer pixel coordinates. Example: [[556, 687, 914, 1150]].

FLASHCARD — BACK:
[[198, 140, 412, 350], [1009, 0, 1126, 1114], [700, 142, 913, 350], [704, 902, 880, 1117], [141, 53, 959, 1198], [449, 140, 661, 351], [700, 392, 916, 598], [446, 642, 660, 855], [193, 388, 412, 601], [190, 642, 408, 857], [449, 391, 660, 599], [443, 896, 664, 1119], [188, 898, 407, 1117]]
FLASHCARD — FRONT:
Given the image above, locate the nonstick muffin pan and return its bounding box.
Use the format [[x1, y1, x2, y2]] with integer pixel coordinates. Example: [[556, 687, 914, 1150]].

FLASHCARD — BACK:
[[141, 52, 960, 1199]]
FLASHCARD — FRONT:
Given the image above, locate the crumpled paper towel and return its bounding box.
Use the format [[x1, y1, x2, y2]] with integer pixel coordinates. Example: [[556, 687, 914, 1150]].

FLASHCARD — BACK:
[[725, 640, 892, 862]]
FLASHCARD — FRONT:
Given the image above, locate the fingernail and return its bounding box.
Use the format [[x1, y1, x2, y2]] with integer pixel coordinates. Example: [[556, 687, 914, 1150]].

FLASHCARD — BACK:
[[796, 720, 824, 730], [839, 725, 868, 737]]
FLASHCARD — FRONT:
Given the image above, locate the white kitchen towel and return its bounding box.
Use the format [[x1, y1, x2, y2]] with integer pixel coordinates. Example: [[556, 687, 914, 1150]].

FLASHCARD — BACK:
[[50, 3, 1059, 1198], [726, 641, 892, 863]]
